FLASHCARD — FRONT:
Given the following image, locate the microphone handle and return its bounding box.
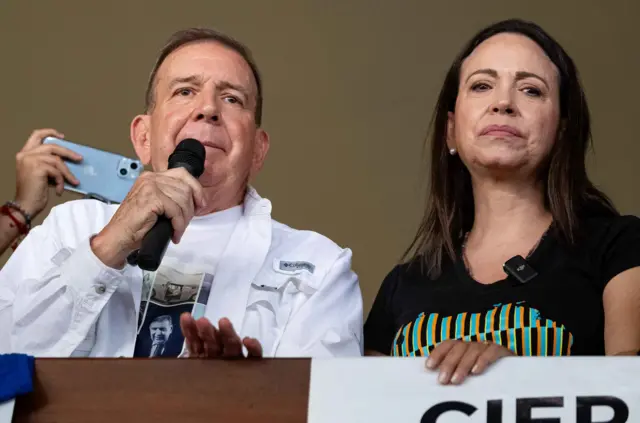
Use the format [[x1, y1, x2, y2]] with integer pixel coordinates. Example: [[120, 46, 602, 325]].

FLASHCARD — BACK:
[[136, 215, 173, 271], [130, 162, 197, 271]]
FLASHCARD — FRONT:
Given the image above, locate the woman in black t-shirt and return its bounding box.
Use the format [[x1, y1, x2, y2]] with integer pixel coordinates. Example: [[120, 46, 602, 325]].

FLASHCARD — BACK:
[[364, 18, 640, 385]]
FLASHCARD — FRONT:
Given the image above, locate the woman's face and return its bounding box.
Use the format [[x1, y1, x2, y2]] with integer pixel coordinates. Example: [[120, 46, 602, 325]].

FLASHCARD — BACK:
[[448, 33, 561, 179]]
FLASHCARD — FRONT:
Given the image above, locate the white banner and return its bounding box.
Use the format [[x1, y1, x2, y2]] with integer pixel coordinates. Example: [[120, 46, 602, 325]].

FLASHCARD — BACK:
[[308, 357, 639, 423], [0, 400, 14, 423]]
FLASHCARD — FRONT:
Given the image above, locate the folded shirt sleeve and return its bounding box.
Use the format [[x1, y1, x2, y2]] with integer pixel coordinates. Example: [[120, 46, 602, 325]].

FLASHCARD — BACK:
[[1, 204, 129, 357]]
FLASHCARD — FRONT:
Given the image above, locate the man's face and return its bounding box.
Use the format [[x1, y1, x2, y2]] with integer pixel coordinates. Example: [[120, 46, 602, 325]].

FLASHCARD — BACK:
[[131, 40, 269, 197], [150, 320, 173, 343]]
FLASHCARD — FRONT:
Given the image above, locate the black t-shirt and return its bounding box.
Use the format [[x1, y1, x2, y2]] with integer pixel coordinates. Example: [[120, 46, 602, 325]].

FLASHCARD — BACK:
[[364, 215, 640, 357]]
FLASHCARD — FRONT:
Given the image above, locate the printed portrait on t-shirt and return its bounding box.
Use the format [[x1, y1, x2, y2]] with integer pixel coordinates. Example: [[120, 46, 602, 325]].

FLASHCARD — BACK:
[[134, 266, 213, 358]]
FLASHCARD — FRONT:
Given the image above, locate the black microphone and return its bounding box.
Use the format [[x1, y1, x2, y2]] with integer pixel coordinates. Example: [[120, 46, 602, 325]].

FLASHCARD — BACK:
[[135, 138, 206, 271]]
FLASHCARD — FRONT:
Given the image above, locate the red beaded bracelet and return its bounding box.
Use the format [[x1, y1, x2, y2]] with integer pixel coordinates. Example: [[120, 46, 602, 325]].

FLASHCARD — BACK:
[[0, 205, 29, 250]]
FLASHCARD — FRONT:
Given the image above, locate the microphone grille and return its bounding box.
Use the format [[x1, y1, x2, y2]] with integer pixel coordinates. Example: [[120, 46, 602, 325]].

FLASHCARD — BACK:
[[168, 138, 206, 177]]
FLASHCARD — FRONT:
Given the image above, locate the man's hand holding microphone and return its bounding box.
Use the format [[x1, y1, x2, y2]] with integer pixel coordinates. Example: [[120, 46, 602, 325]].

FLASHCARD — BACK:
[[90, 138, 207, 270], [91, 139, 262, 359]]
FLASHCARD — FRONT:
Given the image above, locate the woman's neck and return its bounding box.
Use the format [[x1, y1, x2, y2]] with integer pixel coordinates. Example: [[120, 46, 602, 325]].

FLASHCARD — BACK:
[[468, 177, 552, 244]]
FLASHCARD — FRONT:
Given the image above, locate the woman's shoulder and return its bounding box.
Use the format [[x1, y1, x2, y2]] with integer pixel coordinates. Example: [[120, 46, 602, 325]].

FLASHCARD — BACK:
[[578, 213, 640, 243], [573, 213, 640, 282], [574, 215, 640, 274], [575, 199, 639, 235]]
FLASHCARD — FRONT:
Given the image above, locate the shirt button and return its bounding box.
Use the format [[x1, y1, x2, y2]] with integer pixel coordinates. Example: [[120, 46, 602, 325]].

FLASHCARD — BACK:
[[95, 284, 106, 294]]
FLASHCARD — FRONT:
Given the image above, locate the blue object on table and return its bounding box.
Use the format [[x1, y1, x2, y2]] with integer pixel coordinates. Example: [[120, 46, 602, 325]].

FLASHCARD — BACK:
[[0, 354, 35, 402]]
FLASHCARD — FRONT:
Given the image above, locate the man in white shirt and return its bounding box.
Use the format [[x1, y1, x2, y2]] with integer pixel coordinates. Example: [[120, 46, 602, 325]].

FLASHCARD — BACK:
[[0, 27, 363, 358]]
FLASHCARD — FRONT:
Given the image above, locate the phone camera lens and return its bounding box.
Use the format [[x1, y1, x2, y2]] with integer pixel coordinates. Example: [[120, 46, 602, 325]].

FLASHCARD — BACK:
[[120, 168, 128, 176], [130, 162, 138, 170]]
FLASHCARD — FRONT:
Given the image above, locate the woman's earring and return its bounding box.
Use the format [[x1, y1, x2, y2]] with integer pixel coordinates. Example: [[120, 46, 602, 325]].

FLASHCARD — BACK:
[[449, 148, 457, 155]]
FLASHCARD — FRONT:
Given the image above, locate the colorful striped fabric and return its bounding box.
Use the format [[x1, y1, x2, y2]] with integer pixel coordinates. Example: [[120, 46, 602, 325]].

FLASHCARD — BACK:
[[391, 303, 573, 357]]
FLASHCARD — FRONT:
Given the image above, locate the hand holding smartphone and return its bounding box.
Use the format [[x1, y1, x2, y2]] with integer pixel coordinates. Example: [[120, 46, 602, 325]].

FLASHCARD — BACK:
[[42, 137, 142, 204], [14, 129, 83, 217]]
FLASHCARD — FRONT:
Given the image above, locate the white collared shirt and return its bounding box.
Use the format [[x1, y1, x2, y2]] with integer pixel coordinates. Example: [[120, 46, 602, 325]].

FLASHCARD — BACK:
[[0, 188, 363, 358]]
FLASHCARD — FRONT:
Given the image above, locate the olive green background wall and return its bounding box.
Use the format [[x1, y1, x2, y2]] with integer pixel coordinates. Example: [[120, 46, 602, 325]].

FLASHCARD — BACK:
[[1, 0, 638, 314]]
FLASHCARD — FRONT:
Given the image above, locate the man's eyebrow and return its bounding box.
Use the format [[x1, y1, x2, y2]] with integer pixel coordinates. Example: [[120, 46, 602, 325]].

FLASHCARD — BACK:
[[166, 76, 253, 100], [217, 81, 251, 98], [168, 75, 204, 89]]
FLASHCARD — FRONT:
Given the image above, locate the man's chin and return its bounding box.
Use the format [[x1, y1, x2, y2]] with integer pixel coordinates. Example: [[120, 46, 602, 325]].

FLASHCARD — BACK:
[[198, 169, 230, 188]]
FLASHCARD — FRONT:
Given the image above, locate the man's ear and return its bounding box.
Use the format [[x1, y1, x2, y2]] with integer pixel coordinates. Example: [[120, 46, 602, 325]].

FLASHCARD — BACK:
[[131, 114, 152, 165], [446, 111, 457, 152], [250, 128, 270, 178]]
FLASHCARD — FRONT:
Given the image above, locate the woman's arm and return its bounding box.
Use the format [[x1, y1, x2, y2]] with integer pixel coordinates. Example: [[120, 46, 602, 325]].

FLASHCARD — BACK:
[[0, 211, 26, 255], [603, 267, 640, 355], [0, 128, 82, 256]]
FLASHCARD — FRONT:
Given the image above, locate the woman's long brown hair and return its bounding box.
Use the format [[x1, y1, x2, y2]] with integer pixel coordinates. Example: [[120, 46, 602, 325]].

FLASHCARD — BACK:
[[404, 19, 617, 278]]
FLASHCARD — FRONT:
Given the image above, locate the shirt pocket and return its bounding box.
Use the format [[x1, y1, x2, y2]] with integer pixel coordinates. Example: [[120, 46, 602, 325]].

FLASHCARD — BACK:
[[246, 259, 319, 354]]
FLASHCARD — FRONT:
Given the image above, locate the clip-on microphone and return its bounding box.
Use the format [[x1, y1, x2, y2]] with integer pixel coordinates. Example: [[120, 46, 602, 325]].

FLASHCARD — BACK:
[[503, 255, 538, 284]]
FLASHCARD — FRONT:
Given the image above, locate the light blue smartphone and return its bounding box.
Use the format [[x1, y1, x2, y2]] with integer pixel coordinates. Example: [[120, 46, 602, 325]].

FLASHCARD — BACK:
[[43, 137, 143, 204]]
